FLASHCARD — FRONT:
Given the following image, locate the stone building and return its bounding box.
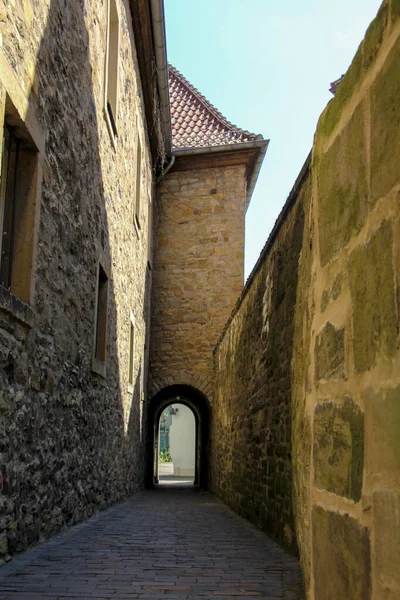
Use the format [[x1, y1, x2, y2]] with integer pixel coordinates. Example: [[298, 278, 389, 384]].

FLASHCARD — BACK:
[[1, 0, 400, 599], [0, 0, 163, 556]]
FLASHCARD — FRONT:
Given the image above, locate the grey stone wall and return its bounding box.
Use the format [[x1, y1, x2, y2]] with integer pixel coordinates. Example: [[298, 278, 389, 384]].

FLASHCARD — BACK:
[[211, 167, 309, 554], [0, 0, 152, 558]]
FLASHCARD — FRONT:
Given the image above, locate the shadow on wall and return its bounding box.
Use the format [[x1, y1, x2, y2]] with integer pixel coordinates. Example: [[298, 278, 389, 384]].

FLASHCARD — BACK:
[[0, 0, 147, 558], [211, 169, 307, 556]]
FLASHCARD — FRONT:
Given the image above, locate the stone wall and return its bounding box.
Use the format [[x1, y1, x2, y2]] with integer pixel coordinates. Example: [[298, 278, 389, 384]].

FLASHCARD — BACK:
[[211, 162, 309, 554], [0, 0, 153, 558], [149, 163, 247, 402], [212, 2, 400, 598], [301, 1, 400, 597]]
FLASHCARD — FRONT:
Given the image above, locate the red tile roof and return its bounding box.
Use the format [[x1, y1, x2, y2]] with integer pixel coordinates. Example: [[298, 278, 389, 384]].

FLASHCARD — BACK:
[[169, 65, 263, 149]]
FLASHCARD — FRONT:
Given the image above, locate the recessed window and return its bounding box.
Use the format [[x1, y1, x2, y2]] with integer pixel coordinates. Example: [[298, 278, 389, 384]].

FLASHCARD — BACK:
[[0, 103, 39, 304], [105, 0, 120, 138], [147, 191, 153, 269], [134, 132, 142, 229], [93, 263, 109, 375], [128, 311, 135, 392]]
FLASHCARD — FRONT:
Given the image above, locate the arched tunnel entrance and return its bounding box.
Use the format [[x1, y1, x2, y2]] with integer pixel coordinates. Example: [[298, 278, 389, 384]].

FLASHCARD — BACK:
[[146, 385, 210, 489]]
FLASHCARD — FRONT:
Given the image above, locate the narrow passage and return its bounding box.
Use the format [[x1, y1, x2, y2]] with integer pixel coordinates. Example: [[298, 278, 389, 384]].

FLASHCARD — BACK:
[[0, 489, 303, 599]]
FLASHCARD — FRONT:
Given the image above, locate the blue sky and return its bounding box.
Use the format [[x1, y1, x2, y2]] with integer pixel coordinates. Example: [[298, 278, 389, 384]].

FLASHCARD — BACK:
[[165, 0, 382, 278]]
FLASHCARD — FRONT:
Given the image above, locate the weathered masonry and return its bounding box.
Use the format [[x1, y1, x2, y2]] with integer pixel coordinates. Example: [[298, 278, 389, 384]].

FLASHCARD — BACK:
[[0, 0, 164, 557], [148, 66, 268, 403], [0, 1, 399, 599], [211, 2, 400, 598]]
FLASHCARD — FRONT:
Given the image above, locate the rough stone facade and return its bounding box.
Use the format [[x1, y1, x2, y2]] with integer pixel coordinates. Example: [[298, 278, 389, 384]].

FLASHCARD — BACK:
[[0, 1, 399, 597], [211, 1, 400, 598], [211, 166, 308, 554], [0, 0, 153, 558], [149, 163, 247, 402]]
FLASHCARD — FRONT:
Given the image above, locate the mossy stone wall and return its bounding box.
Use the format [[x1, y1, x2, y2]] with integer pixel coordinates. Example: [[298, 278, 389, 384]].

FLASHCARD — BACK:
[[212, 2, 400, 598]]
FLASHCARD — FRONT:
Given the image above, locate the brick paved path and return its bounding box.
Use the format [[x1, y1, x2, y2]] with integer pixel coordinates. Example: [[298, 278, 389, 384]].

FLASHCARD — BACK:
[[0, 489, 303, 599]]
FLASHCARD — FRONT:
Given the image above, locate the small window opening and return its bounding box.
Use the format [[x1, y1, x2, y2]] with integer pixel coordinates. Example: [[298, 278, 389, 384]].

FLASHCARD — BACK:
[[128, 312, 135, 391], [0, 109, 39, 304], [134, 133, 142, 228], [94, 264, 108, 363], [147, 192, 153, 269], [105, 0, 119, 137]]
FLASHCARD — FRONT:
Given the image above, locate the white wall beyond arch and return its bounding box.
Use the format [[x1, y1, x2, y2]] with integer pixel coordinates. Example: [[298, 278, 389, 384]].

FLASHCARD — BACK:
[[169, 403, 195, 477]]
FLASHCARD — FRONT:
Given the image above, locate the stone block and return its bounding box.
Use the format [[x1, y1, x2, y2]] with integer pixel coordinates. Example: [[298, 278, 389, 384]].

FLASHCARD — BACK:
[[318, 101, 368, 266], [373, 489, 400, 598], [349, 221, 396, 372], [393, 0, 400, 20], [362, 0, 388, 72], [316, 45, 363, 140], [312, 506, 371, 600], [313, 398, 364, 501], [0, 531, 7, 555], [315, 322, 345, 381], [371, 36, 400, 204], [365, 385, 400, 482]]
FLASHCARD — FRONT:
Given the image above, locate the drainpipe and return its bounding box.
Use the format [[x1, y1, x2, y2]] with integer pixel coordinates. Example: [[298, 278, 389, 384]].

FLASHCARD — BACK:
[[149, 0, 172, 157], [155, 154, 175, 185]]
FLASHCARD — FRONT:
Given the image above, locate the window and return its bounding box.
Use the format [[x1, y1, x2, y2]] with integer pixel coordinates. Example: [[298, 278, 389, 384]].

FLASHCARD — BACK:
[[134, 130, 142, 229], [0, 105, 39, 304], [128, 311, 135, 392], [147, 190, 153, 269], [104, 0, 120, 139], [92, 263, 109, 376]]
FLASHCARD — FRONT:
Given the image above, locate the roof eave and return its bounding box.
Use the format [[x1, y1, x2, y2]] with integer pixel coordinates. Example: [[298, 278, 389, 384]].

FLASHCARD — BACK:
[[172, 139, 269, 209]]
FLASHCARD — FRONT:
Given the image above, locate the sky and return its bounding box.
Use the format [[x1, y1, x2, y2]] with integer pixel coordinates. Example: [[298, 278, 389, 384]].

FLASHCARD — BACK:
[[164, 0, 382, 279]]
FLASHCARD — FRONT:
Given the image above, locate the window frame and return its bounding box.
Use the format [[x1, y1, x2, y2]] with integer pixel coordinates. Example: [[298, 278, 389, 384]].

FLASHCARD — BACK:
[[104, 0, 120, 144], [0, 81, 44, 309], [134, 128, 142, 231], [128, 310, 135, 393], [92, 261, 110, 377]]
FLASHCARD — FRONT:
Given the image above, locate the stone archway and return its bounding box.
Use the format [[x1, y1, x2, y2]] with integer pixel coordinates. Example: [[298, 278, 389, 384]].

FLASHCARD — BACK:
[[146, 384, 211, 489]]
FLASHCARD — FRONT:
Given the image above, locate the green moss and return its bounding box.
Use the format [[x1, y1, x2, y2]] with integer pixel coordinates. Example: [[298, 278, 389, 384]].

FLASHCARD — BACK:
[[391, 0, 400, 21], [370, 35, 400, 204], [316, 46, 363, 143], [317, 101, 368, 266], [313, 507, 371, 599], [313, 398, 364, 502], [315, 322, 345, 381], [362, 0, 388, 71], [349, 221, 396, 372]]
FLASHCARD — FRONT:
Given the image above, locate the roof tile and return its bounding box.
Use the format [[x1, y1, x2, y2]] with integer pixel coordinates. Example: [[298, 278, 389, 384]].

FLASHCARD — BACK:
[[169, 64, 262, 149]]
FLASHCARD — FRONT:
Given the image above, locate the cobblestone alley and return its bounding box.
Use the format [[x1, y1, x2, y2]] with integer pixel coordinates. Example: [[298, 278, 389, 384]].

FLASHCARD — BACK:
[[0, 489, 303, 600]]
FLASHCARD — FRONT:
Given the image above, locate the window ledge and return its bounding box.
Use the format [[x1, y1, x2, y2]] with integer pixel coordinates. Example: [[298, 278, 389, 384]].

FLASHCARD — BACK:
[[133, 218, 140, 239], [104, 106, 118, 150], [91, 357, 106, 378], [0, 286, 35, 327]]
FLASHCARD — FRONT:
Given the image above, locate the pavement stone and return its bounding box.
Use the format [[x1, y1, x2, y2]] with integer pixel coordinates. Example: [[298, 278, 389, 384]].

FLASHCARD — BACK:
[[0, 488, 304, 599]]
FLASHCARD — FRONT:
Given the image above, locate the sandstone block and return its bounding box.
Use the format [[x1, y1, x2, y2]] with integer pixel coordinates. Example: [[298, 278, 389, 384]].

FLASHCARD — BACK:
[[313, 398, 364, 501], [312, 506, 371, 599], [317, 101, 368, 266], [365, 385, 400, 482], [315, 321, 345, 381], [371, 36, 400, 204], [362, 0, 388, 72], [373, 489, 400, 598], [349, 221, 396, 372]]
